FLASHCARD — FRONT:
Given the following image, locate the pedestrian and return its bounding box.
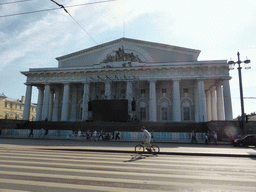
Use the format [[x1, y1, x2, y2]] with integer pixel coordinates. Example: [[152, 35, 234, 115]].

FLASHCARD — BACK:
[[92, 130, 97, 142], [82, 131, 86, 140], [151, 130, 155, 142], [98, 130, 104, 140], [28, 128, 34, 138], [86, 130, 90, 140], [205, 133, 208, 145], [213, 131, 218, 145], [191, 130, 197, 143], [112, 131, 115, 139], [115, 130, 120, 140], [44, 129, 48, 138], [207, 131, 211, 143], [105, 133, 110, 140], [77, 129, 82, 140], [90, 132, 93, 141]]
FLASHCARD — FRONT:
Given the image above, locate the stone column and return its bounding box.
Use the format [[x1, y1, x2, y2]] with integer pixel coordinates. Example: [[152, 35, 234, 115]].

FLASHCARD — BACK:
[[52, 87, 60, 121], [70, 87, 78, 121], [172, 79, 181, 122], [197, 79, 207, 122], [23, 83, 32, 120], [61, 83, 70, 121], [41, 84, 50, 121], [206, 90, 211, 121], [126, 81, 133, 118], [48, 91, 54, 121], [223, 79, 233, 120], [105, 82, 111, 99], [211, 86, 217, 120], [82, 82, 90, 121], [149, 80, 157, 122], [216, 83, 225, 120], [36, 87, 44, 121]]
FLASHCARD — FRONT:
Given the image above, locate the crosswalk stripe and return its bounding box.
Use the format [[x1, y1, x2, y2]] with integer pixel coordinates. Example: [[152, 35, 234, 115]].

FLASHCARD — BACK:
[[0, 178, 165, 192], [0, 173, 255, 191], [1, 148, 256, 191], [1, 162, 255, 184], [1, 150, 255, 167], [1, 149, 255, 167], [0, 156, 255, 176]]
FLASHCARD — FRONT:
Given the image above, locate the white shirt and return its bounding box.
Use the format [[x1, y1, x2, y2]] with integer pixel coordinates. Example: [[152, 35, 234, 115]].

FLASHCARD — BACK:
[[143, 129, 151, 139]]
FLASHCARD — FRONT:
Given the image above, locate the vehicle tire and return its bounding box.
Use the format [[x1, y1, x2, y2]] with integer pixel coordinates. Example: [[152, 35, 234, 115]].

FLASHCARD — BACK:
[[151, 145, 160, 154], [239, 142, 243, 147], [135, 144, 144, 153]]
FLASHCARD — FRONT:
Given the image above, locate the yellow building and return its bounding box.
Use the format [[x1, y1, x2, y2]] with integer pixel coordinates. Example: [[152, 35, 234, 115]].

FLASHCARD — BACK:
[[0, 93, 36, 121]]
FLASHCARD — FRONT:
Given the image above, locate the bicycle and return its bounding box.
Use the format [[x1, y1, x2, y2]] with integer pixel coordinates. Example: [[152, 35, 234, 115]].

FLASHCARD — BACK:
[[135, 141, 160, 155]]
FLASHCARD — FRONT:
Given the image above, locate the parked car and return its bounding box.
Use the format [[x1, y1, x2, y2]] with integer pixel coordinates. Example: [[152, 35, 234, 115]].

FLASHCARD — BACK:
[[233, 134, 256, 147]]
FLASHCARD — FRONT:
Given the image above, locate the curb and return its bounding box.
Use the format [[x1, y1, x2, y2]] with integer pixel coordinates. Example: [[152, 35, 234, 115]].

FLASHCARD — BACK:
[[39, 148, 256, 158]]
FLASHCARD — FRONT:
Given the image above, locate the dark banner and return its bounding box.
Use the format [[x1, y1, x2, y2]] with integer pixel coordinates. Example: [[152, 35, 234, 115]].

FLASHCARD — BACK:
[[92, 99, 128, 122]]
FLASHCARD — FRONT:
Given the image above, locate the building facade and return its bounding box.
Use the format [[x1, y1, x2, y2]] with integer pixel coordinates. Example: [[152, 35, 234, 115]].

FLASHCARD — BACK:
[[21, 38, 233, 122], [0, 93, 36, 121]]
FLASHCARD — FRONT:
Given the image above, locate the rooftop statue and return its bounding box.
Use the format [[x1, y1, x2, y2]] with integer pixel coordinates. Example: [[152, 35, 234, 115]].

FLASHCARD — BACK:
[[103, 46, 141, 63]]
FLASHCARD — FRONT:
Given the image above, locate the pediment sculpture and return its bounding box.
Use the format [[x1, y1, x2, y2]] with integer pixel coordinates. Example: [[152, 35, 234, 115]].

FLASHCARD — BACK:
[[103, 46, 141, 63]]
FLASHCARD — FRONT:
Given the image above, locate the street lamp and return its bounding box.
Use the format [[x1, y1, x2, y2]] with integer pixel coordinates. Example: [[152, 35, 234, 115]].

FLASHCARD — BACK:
[[228, 52, 251, 132]]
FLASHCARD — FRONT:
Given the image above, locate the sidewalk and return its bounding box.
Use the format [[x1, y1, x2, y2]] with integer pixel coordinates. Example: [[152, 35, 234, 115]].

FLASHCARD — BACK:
[[1, 136, 256, 158]]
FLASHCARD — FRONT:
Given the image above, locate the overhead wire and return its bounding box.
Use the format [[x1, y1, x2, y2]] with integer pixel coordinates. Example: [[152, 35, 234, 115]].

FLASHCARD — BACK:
[[0, 0, 117, 18], [0, 0, 33, 6], [50, 0, 98, 44]]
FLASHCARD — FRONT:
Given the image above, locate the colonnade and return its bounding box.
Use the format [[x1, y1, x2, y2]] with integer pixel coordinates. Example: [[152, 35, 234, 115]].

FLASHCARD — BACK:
[[23, 78, 233, 122]]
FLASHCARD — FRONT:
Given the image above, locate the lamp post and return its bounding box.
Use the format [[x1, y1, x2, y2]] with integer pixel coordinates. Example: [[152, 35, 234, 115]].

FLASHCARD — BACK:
[[228, 52, 251, 132]]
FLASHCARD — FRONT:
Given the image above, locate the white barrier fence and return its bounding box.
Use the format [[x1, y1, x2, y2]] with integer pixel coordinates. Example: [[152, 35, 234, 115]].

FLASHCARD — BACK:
[[0, 129, 206, 142]]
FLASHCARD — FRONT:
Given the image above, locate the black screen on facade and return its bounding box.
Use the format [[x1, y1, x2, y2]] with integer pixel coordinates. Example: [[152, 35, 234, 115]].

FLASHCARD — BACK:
[[92, 100, 128, 122]]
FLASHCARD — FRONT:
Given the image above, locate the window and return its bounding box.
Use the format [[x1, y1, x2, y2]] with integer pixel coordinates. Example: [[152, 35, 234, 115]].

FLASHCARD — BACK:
[[183, 88, 188, 93], [5, 102, 7, 108], [141, 89, 145, 94], [183, 107, 190, 120], [183, 88, 189, 94], [140, 107, 146, 120], [161, 107, 168, 120], [20, 105, 22, 110], [162, 89, 167, 93], [10, 103, 12, 109], [120, 89, 125, 94], [15, 104, 17, 109]]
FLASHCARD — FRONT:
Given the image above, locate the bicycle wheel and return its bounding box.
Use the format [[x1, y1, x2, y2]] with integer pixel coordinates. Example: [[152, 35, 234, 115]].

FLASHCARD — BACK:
[[151, 145, 160, 154], [135, 144, 144, 153]]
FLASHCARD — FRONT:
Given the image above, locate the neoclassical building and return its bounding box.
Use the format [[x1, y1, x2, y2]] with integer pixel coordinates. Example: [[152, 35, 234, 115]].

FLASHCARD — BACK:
[[21, 38, 233, 122], [0, 94, 36, 121]]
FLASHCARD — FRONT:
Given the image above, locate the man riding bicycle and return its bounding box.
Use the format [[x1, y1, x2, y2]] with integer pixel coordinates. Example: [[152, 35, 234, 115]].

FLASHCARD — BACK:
[[141, 126, 151, 152]]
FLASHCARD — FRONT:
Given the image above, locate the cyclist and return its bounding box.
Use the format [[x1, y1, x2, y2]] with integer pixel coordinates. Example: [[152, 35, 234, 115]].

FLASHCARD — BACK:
[[141, 126, 151, 152]]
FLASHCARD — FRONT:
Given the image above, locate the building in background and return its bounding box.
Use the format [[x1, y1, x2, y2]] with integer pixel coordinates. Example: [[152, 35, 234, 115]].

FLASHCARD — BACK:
[[0, 93, 36, 121], [21, 38, 233, 122]]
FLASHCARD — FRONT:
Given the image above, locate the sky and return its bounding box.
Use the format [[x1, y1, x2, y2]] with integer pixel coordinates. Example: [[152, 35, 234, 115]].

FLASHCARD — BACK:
[[0, 0, 256, 119]]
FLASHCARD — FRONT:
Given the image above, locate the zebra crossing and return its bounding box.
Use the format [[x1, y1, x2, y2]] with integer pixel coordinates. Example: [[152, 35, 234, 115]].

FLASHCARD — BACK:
[[0, 146, 256, 192]]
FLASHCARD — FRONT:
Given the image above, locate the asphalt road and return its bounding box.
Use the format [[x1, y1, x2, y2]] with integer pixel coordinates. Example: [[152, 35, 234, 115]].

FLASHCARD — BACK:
[[1, 137, 256, 157], [0, 138, 256, 191]]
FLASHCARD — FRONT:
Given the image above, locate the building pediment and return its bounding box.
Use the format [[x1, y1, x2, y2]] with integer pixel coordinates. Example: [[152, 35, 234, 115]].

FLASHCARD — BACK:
[[56, 38, 201, 68]]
